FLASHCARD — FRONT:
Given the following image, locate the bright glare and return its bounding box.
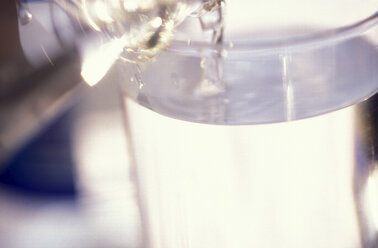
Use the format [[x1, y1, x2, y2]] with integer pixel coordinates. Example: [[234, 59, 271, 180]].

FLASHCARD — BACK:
[[82, 0, 101, 31], [81, 37, 125, 86], [93, 0, 114, 23], [365, 169, 378, 232], [123, 0, 139, 12], [73, 111, 141, 248], [124, 98, 359, 248], [150, 17, 162, 28]]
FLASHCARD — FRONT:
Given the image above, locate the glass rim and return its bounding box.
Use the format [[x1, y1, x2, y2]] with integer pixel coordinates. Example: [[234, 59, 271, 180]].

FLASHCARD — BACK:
[[167, 11, 378, 55]]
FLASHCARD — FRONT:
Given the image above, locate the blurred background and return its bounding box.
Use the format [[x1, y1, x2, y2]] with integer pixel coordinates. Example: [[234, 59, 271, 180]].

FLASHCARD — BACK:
[[0, 1, 141, 246], [0, 70, 142, 248]]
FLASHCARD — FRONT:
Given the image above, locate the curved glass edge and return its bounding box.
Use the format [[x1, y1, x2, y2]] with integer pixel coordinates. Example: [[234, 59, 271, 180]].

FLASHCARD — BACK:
[[168, 11, 378, 56]]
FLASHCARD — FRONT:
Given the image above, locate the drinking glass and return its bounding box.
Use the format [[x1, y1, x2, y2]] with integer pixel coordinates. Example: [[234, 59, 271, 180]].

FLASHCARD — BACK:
[[116, 1, 378, 247]]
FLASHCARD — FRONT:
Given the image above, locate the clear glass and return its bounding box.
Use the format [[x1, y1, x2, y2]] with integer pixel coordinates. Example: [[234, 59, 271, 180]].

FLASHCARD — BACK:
[[117, 1, 378, 248], [119, 3, 378, 124]]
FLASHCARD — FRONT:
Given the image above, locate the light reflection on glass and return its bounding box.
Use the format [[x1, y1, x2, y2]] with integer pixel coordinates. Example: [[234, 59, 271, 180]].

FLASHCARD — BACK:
[[124, 97, 362, 248], [80, 37, 126, 86], [92, 1, 114, 23], [364, 168, 378, 233], [73, 111, 142, 248]]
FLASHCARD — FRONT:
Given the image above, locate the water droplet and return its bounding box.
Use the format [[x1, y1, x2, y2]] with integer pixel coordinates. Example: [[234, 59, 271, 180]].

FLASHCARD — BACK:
[[134, 74, 144, 89]]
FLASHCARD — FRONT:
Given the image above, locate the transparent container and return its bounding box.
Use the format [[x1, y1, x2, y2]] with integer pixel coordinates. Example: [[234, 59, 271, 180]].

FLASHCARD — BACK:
[[116, 1, 378, 248], [120, 2, 377, 124]]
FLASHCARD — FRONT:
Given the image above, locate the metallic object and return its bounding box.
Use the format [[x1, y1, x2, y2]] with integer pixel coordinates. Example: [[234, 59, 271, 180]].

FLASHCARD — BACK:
[[0, 0, 82, 165]]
